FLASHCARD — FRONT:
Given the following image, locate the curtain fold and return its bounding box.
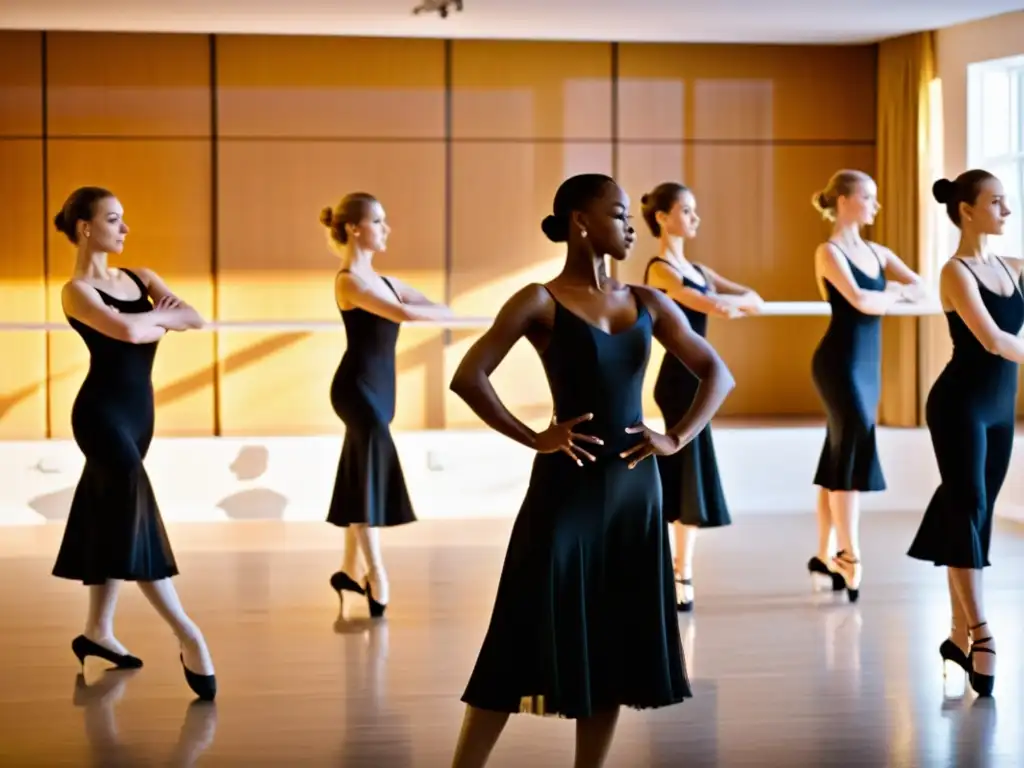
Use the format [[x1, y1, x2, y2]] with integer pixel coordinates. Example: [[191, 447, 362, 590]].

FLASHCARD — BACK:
[[875, 30, 936, 427]]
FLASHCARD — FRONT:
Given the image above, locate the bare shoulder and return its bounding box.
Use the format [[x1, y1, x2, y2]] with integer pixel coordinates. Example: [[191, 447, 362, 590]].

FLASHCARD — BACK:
[[865, 240, 895, 262], [631, 283, 675, 315], [1000, 255, 1024, 278], [505, 282, 555, 314]]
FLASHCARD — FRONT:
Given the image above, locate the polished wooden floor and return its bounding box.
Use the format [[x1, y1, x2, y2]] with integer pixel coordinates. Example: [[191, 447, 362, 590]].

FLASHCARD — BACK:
[[1, 513, 1023, 766]]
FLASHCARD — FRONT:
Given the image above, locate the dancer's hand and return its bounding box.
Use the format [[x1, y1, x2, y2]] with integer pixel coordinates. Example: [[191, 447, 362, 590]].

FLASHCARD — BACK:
[[155, 295, 183, 310], [534, 413, 603, 466], [620, 424, 682, 469]]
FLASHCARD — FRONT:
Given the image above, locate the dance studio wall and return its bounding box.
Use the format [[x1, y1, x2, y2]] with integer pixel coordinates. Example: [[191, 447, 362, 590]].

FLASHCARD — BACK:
[[0, 32, 877, 438]]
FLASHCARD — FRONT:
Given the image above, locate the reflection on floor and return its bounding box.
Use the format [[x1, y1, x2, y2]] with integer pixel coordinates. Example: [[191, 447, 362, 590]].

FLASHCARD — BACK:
[[0, 513, 1020, 766]]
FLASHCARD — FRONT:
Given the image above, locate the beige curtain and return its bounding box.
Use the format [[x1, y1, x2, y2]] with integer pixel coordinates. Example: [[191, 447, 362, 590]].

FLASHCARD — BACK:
[[875, 31, 935, 427]]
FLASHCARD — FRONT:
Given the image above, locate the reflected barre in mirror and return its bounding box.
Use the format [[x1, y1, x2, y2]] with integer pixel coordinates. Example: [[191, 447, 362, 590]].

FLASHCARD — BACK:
[[0, 301, 946, 332]]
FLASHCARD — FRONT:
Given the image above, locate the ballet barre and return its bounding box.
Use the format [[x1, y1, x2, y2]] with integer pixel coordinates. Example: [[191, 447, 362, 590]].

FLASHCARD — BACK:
[[0, 302, 944, 332], [0, 301, 946, 331]]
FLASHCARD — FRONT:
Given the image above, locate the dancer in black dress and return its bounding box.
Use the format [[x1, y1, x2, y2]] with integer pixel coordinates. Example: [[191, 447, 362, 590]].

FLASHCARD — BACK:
[[808, 169, 926, 601], [641, 182, 762, 612], [52, 187, 216, 701], [908, 170, 1020, 697], [448, 175, 735, 768], [321, 193, 453, 617]]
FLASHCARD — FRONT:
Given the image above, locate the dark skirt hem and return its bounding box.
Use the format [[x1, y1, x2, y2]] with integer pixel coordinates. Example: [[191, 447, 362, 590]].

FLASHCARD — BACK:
[[326, 516, 416, 529], [460, 692, 691, 720], [51, 565, 180, 586], [906, 550, 991, 569], [813, 479, 887, 493]]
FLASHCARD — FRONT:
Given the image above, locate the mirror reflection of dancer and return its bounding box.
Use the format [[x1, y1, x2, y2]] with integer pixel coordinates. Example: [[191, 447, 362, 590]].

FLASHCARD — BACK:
[[808, 170, 926, 601], [908, 170, 1020, 698], [640, 182, 763, 612], [321, 194, 453, 617], [448, 175, 735, 768], [52, 186, 216, 700]]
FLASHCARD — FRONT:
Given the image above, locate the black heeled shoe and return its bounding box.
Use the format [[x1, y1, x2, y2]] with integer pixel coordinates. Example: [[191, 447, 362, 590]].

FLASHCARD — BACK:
[[675, 577, 694, 613], [180, 654, 217, 701], [330, 571, 365, 595], [940, 637, 971, 693], [807, 556, 844, 592], [365, 581, 387, 619], [968, 622, 995, 697], [831, 550, 861, 602], [71, 635, 143, 670]]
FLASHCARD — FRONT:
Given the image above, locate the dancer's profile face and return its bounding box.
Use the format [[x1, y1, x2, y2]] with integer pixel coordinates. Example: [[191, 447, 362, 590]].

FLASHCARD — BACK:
[[349, 201, 390, 253], [82, 196, 129, 255], [963, 177, 1010, 235], [577, 182, 635, 261], [658, 190, 700, 240], [838, 179, 880, 226]]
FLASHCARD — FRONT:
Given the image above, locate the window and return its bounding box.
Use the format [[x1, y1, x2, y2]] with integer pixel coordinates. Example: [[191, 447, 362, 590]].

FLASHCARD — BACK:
[[967, 56, 1024, 260]]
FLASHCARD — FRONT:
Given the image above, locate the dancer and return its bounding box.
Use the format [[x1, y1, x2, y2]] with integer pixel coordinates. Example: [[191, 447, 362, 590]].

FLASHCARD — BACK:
[[321, 193, 453, 617], [52, 186, 216, 701], [448, 174, 735, 768], [641, 181, 763, 612], [908, 170, 1019, 697], [808, 169, 926, 601]]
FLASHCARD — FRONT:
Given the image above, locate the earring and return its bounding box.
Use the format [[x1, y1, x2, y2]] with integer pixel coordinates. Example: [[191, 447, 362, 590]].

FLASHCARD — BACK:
[[581, 229, 588, 238]]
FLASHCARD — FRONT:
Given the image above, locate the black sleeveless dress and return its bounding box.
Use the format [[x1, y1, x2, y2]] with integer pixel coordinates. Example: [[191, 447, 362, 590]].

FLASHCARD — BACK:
[[645, 258, 730, 528], [461, 286, 690, 719], [327, 274, 415, 528], [908, 258, 1024, 568], [52, 268, 177, 585], [812, 243, 887, 492]]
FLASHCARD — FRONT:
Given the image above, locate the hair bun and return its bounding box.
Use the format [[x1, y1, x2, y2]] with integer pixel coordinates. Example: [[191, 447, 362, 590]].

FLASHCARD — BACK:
[[640, 193, 649, 205], [319, 206, 334, 228], [932, 178, 954, 204], [540, 214, 568, 243], [52, 210, 67, 235]]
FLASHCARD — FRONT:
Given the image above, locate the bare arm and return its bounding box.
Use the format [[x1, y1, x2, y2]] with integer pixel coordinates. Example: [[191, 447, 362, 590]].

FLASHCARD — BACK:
[[699, 264, 765, 311], [942, 259, 1024, 363], [646, 261, 740, 319], [448, 284, 551, 449], [815, 243, 905, 315], [337, 273, 454, 323], [384, 275, 449, 308], [62, 281, 166, 344], [133, 267, 206, 330], [640, 287, 736, 445], [878, 246, 929, 301]]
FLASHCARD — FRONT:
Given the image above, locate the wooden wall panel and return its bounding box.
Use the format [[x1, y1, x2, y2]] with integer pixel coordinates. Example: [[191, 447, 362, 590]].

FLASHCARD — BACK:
[[216, 36, 445, 138], [216, 141, 446, 435], [0, 31, 42, 137], [0, 32, 46, 439], [0, 141, 47, 438], [616, 42, 877, 419], [446, 142, 613, 430], [46, 32, 210, 137], [618, 43, 876, 142], [451, 41, 612, 140], [46, 141, 214, 437]]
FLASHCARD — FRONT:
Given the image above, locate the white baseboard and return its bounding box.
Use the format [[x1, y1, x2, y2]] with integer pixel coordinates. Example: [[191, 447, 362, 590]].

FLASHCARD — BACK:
[[2, 423, 1023, 526]]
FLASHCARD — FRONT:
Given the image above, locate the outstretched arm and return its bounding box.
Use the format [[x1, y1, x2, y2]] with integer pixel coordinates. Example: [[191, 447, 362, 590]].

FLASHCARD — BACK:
[[646, 260, 741, 318], [384, 275, 449, 308], [338, 273, 454, 323], [699, 264, 764, 312]]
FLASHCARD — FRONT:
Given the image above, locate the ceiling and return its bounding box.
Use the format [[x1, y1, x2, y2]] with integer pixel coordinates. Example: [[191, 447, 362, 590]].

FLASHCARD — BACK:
[[2, 0, 1022, 45]]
